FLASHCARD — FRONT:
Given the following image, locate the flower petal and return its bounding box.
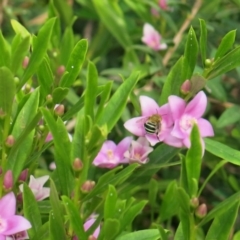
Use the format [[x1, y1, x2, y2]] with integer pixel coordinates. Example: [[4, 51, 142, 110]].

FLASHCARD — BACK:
[[101, 141, 116, 153], [197, 118, 214, 137], [168, 95, 186, 119], [115, 137, 132, 159], [3, 216, 31, 235], [163, 131, 184, 148], [145, 134, 160, 146], [185, 91, 207, 118], [0, 192, 16, 218], [124, 116, 147, 136], [35, 187, 50, 201], [171, 119, 186, 139], [140, 96, 159, 116], [29, 175, 49, 189]]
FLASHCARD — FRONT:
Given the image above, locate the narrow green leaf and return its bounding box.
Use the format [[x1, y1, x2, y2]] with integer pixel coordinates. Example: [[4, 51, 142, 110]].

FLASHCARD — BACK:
[[160, 57, 186, 105], [103, 218, 120, 240], [32, 222, 50, 240], [215, 30, 236, 60], [205, 138, 240, 166], [62, 196, 87, 240], [206, 46, 240, 80], [52, 87, 69, 104], [11, 19, 30, 38], [19, 18, 56, 89], [0, 32, 11, 68], [115, 229, 160, 240], [183, 27, 198, 79], [41, 108, 74, 195], [49, 179, 66, 239], [85, 61, 98, 120], [205, 201, 239, 240], [199, 19, 207, 67], [0, 67, 15, 115], [23, 183, 42, 238], [216, 105, 240, 128], [11, 34, 30, 74], [148, 178, 158, 208], [104, 185, 118, 219], [97, 72, 139, 132], [60, 39, 88, 87], [7, 89, 39, 181], [185, 124, 202, 196]]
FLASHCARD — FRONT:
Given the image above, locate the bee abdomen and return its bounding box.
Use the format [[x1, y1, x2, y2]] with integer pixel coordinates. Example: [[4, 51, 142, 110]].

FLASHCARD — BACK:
[[144, 122, 157, 134]]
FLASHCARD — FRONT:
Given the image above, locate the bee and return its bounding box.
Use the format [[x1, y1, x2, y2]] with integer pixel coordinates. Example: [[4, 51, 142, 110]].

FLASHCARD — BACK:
[[144, 114, 162, 139]]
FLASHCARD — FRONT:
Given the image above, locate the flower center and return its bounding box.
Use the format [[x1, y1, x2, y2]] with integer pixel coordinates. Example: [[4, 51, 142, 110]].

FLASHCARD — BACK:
[[180, 115, 196, 132], [134, 153, 141, 160], [106, 150, 114, 160]]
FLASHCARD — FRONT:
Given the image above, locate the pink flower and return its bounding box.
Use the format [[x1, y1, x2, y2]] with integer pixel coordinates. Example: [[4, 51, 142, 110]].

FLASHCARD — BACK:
[[6, 230, 29, 240], [168, 91, 214, 150], [124, 96, 174, 146], [19, 175, 50, 201], [93, 137, 132, 168], [141, 23, 167, 51], [158, 0, 168, 10], [0, 192, 31, 239], [124, 137, 153, 164]]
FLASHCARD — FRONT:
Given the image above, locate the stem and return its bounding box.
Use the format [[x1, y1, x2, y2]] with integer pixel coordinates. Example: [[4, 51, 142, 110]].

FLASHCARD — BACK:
[[162, 0, 202, 66]]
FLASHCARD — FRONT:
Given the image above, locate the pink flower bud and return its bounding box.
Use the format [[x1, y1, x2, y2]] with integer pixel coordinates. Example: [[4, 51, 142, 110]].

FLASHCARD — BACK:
[[158, 0, 168, 10], [81, 180, 95, 193], [5, 135, 15, 147], [54, 104, 65, 116], [57, 65, 65, 76], [18, 169, 28, 182], [72, 158, 83, 172], [22, 56, 29, 69], [195, 203, 207, 218], [3, 170, 13, 191], [180, 79, 191, 95]]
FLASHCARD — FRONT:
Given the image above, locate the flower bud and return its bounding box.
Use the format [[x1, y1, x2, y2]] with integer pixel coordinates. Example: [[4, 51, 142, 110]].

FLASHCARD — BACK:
[[5, 135, 15, 147], [204, 59, 212, 68], [38, 124, 45, 132], [72, 158, 83, 172], [18, 169, 28, 182], [57, 65, 65, 76], [195, 203, 207, 219], [14, 77, 20, 86], [3, 170, 13, 191], [190, 197, 199, 208], [23, 84, 32, 94], [180, 79, 191, 95], [54, 104, 65, 117], [22, 56, 29, 69], [81, 180, 95, 193]]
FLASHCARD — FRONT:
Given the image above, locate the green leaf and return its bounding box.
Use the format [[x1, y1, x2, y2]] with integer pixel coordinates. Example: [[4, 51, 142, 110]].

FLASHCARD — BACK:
[[199, 19, 207, 67], [103, 218, 120, 240], [199, 190, 240, 227], [115, 229, 160, 240], [0, 32, 11, 68], [205, 138, 240, 166], [205, 46, 240, 80], [32, 222, 50, 240], [214, 30, 236, 60], [183, 27, 198, 79], [41, 108, 74, 195], [23, 183, 42, 238], [52, 87, 69, 104], [185, 124, 202, 196], [104, 185, 118, 219], [148, 178, 158, 209], [205, 201, 239, 240], [59, 39, 88, 87], [216, 105, 240, 128], [62, 196, 87, 240], [160, 57, 186, 105], [11, 19, 30, 38], [49, 179, 66, 240], [37, 57, 54, 101], [19, 18, 56, 90], [97, 72, 139, 132], [0, 67, 15, 115], [11, 34, 30, 74], [85, 61, 98, 120], [159, 181, 179, 221], [7, 89, 39, 181]]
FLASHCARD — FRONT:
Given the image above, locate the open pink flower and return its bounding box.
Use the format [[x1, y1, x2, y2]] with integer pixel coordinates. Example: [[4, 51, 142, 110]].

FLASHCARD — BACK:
[[19, 175, 50, 201], [168, 91, 214, 150], [124, 96, 174, 146], [141, 23, 167, 51], [124, 137, 153, 164], [0, 192, 31, 240], [93, 137, 132, 168]]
